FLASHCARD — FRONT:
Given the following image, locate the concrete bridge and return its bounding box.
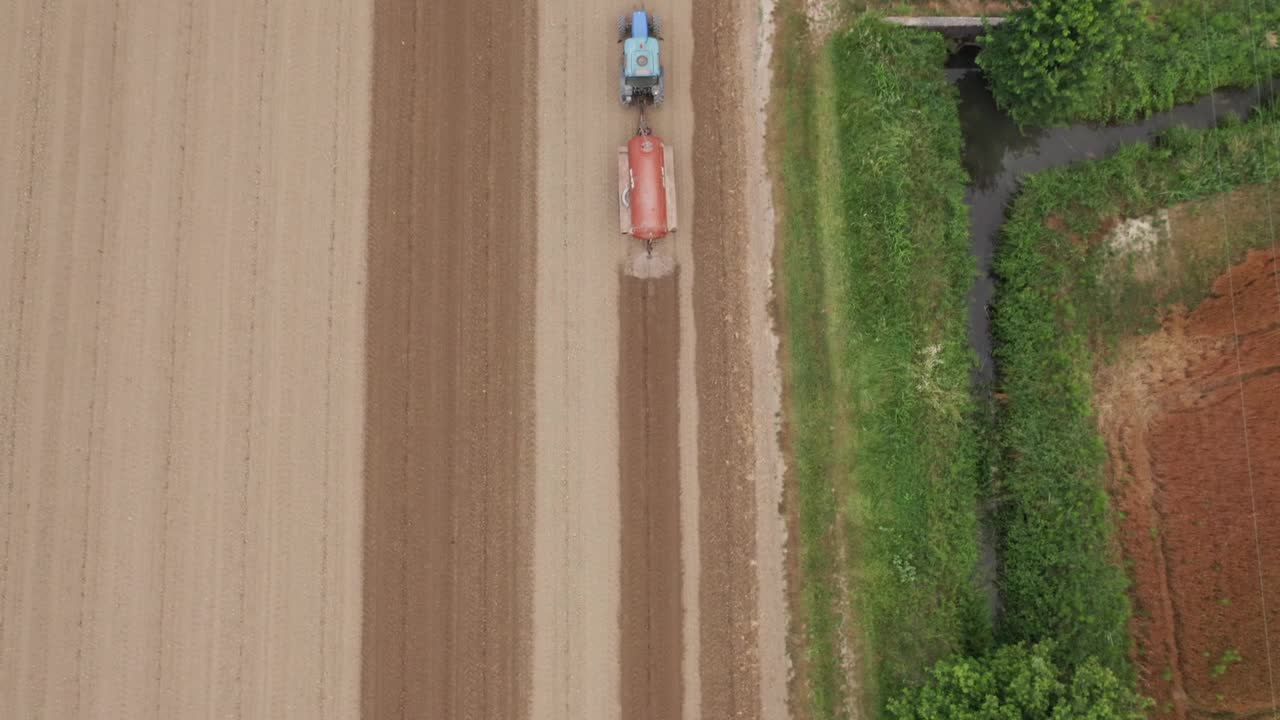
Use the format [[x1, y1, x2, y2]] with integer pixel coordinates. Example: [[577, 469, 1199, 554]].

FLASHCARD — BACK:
[[883, 16, 1004, 42]]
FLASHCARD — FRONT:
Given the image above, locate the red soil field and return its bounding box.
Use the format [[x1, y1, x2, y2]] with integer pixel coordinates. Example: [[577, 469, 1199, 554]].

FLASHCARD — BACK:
[[1101, 249, 1280, 718]]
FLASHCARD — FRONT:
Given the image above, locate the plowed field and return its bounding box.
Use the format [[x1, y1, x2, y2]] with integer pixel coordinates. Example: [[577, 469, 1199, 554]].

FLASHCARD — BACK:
[[1, 1, 369, 715], [1, 1, 788, 718], [1102, 248, 1280, 718]]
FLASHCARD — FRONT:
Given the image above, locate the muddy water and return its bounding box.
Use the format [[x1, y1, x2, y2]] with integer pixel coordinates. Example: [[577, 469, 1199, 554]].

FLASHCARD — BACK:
[[949, 54, 1277, 387]]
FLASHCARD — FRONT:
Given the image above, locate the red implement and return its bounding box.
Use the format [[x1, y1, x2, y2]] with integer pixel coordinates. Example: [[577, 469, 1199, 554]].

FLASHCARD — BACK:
[[617, 133, 677, 243]]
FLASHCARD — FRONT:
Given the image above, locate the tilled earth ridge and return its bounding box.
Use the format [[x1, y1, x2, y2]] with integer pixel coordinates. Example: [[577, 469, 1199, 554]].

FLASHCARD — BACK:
[[619, 273, 684, 720], [361, 1, 536, 718], [691, 1, 765, 717]]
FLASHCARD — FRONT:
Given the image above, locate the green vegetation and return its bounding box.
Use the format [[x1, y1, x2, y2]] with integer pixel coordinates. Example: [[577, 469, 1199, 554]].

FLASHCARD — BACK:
[[981, 0, 1280, 125], [1211, 648, 1244, 677], [776, 2, 1280, 716], [775, 8, 845, 716], [991, 104, 1280, 674], [776, 11, 990, 716], [979, 0, 1145, 125], [888, 641, 1151, 718]]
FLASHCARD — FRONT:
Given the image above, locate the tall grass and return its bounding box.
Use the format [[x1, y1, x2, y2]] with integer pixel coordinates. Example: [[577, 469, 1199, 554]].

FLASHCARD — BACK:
[[776, 13, 991, 716], [1099, 0, 1280, 123], [775, 6, 847, 717], [985, 0, 1280, 125]]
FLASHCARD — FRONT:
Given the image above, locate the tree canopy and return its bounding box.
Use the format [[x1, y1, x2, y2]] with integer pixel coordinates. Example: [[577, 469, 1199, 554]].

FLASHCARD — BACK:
[[978, 0, 1148, 125], [888, 642, 1152, 720]]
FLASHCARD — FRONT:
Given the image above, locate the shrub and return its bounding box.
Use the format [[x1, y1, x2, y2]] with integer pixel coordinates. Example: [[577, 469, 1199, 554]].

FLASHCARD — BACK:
[[982, 0, 1280, 126], [979, 0, 1148, 125], [888, 642, 1152, 719]]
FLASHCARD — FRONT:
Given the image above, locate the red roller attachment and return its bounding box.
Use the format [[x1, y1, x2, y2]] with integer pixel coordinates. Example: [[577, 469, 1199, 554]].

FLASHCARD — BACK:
[[618, 133, 677, 247]]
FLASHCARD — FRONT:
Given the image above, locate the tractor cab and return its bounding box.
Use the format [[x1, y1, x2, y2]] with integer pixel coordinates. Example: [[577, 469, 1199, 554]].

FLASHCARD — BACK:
[[619, 11, 664, 106]]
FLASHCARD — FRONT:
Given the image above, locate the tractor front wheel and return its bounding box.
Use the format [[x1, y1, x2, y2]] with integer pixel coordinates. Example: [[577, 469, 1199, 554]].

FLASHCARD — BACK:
[[617, 14, 631, 42], [649, 14, 662, 39]]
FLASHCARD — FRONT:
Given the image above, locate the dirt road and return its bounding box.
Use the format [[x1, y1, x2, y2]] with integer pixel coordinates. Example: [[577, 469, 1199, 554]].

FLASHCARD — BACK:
[[1, 1, 368, 716], [531, 2, 621, 716]]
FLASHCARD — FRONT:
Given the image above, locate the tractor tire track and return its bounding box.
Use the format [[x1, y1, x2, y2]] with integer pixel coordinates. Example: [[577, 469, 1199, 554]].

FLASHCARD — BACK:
[[619, 272, 683, 720]]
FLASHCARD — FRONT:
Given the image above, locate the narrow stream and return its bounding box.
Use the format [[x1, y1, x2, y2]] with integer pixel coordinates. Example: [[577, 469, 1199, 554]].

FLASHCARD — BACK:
[[949, 48, 1277, 389], [947, 47, 1277, 620]]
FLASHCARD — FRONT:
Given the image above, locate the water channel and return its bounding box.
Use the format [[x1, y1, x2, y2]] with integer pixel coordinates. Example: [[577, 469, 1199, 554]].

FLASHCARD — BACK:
[[947, 47, 1277, 389], [945, 46, 1277, 619]]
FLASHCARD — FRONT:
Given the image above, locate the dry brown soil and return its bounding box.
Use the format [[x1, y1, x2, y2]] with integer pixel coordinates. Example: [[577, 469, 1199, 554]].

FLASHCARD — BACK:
[[619, 273, 683, 720], [1, 1, 369, 716], [360, 1, 536, 718], [743, 1, 792, 717], [692, 2, 769, 716], [1101, 248, 1280, 719], [531, 1, 637, 716], [531, 1, 702, 718]]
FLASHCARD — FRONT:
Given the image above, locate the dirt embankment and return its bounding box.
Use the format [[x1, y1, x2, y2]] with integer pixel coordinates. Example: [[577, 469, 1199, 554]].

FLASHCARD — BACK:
[[361, 1, 536, 718], [1100, 248, 1280, 718]]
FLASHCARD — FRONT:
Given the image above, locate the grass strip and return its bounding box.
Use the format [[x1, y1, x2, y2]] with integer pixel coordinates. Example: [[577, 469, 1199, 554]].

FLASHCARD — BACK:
[[776, 13, 991, 716]]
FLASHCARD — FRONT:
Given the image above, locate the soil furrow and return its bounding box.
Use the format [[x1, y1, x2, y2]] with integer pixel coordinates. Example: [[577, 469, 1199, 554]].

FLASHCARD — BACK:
[[361, 1, 536, 718], [619, 272, 684, 720]]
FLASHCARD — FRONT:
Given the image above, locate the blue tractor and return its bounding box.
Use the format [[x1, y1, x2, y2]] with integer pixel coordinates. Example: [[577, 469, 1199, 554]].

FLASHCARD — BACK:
[[618, 10, 664, 106]]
